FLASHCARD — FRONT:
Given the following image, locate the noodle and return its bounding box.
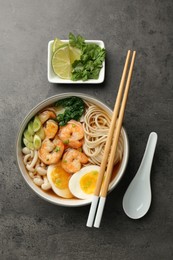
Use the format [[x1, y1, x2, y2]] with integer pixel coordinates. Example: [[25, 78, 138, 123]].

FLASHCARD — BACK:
[[82, 103, 124, 165]]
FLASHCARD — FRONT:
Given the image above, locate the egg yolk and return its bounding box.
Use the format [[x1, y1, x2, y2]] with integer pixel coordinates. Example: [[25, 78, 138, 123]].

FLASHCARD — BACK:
[[51, 166, 70, 190], [80, 171, 98, 194]]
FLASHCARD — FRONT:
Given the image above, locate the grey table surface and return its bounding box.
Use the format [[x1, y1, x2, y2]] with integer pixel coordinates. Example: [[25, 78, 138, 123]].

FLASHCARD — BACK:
[[0, 0, 173, 259]]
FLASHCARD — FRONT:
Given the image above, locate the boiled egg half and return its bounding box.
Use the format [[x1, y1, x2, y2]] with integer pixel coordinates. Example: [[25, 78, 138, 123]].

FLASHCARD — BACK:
[[47, 163, 73, 198], [69, 165, 100, 199]]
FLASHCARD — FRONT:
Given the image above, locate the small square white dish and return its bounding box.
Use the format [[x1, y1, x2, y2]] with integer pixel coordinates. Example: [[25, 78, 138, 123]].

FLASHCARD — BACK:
[[47, 40, 105, 84]]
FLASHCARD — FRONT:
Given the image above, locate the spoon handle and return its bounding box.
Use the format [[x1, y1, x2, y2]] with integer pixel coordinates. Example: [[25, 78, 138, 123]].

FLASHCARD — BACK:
[[137, 132, 158, 180]]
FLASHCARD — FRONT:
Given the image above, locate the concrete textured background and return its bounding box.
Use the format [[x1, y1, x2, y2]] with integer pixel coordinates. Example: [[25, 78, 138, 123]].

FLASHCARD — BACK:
[[0, 0, 173, 259]]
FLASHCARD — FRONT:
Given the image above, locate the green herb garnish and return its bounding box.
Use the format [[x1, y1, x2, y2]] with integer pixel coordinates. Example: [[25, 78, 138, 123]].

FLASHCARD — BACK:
[[54, 146, 60, 152], [69, 33, 105, 81], [69, 33, 85, 50], [55, 96, 85, 126], [63, 160, 67, 163], [55, 178, 62, 188], [63, 140, 69, 145]]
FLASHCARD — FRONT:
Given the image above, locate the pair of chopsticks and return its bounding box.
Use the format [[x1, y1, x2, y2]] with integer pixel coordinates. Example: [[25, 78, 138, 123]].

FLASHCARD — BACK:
[[86, 50, 136, 228]]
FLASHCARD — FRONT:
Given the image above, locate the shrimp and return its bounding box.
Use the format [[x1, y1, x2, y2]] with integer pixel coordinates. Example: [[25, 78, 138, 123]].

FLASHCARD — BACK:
[[38, 135, 64, 165], [58, 120, 84, 149], [38, 110, 56, 125], [44, 119, 58, 139], [61, 148, 88, 174]]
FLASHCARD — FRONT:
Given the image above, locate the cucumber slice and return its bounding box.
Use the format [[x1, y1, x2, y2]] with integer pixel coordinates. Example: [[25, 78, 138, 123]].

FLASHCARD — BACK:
[[23, 138, 34, 150], [36, 127, 45, 140], [33, 134, 42, 150], [33, 116, 41, 132], [27, 121, 34, 135], [24, 129, 33, 142]]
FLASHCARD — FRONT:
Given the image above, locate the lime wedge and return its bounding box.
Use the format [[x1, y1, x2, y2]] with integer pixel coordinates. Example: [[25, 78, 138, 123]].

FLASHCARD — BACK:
[[69, 46, 81, 64], [52, 38, 64, 53], [52, 45, 71, 79]]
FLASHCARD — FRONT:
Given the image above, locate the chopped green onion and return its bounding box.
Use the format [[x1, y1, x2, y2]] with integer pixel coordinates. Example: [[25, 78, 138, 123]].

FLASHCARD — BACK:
[[33, 134, 42, 150], [23, 138, 34, 150], [54, 146, 60, 152], [33, 116, 41, 132], [24, 129, 33, 142], [27, 121, 34, 135], [36, 127, 45, 140], [63, 140, 69, 145]]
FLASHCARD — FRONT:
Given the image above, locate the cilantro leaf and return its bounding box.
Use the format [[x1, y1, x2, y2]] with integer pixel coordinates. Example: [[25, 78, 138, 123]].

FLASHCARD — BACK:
[[69, 33, 85, 50], [69, 33, 106, 81]]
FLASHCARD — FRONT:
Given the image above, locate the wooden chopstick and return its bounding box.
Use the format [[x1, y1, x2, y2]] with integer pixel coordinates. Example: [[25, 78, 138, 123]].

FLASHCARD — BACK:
[[86, 50, 136, 228], [94, 50, 131, 197], [86, 50, 132, 228], [94, 51, 136, 228]]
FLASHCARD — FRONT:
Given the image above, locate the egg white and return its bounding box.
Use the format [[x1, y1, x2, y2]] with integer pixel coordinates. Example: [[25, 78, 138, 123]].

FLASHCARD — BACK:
[[69, 165, 100, 199], [47, 165, 73, 199]]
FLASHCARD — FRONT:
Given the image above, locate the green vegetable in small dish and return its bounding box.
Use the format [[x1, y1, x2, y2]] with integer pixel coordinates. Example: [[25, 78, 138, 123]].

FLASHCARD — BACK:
[[69, 33, 106, 81]]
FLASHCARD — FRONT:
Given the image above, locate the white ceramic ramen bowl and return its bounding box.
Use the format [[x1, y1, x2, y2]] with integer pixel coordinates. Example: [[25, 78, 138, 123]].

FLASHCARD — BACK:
[[16, 93, 129, 207]]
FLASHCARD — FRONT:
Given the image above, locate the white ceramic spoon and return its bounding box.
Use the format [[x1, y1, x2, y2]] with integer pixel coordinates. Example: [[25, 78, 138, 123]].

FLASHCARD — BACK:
[[123, 132, 158, 219]]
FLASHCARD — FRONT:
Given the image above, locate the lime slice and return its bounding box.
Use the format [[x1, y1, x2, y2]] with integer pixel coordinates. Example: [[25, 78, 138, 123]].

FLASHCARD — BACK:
[[33, 116, 41, 132], [33, 134, 42, 150], [69, 46, 81, 64], [52, 38, 64, 53], [23, 138, 34, 150], [36, 127, 45, 140], [52, 46, 71, 79], [24, 129, 33, 142]]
